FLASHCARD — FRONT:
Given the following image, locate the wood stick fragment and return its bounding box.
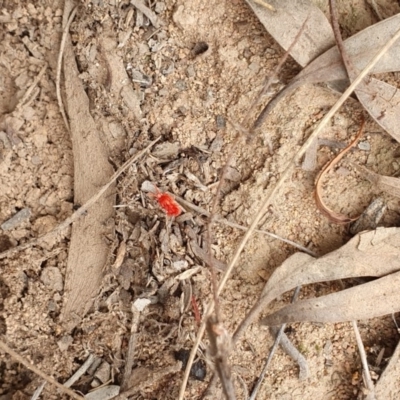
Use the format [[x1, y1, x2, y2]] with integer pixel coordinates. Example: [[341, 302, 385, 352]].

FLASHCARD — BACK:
[[352, 320, 376, 398], [0, 339, 84, 400], [178, 21, 310, 398], [249, 286, 305, 400], [113, 362, 182, 399], [63, 354, 95, 388], [352, 163, 400, 198], [229, 23, 400, 366], [130, 0, 160, 28], [15, 64, 47, 112], [180, 15, 400, 400], [0, 137, 160, 260], [206, 317, 236, 400], [252, 0, 276, 12], [31, 381, 46, 400], [57, 5, 77, 132]]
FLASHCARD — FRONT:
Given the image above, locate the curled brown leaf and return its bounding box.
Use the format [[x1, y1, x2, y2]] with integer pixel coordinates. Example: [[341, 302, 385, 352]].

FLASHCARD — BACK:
[[352, 163, 400, 198], [315, 119, 365, 224]]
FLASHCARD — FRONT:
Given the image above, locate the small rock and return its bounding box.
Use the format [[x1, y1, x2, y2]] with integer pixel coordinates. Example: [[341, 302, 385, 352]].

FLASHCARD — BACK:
[[155, 2, 165, 13], [57, 335, 73, 352], [31, 155, 42, 165], [130, 70, 152, 88], [358, 141, 370, 151], [174, 79, 187, 91], [87, 357, 103, 375], [94, 361, 111, 383], [216, 115, 226, 129], [1, 208, 31, 230], [120, 86, 142, 119], [225, 167, 241, 182], [0, 131, 11, 148], [108, 121, 125, 139], [186, 65, 195, 78], [91, 378, 101, 388], [41, 267, 63, 292], [210, 134, 224, 152], [32, 215, 57, 235], [133, 297, 151, 312], [47, 300, 58, 312], [153, 142, 180, 158], [85, 385, 120, 400]]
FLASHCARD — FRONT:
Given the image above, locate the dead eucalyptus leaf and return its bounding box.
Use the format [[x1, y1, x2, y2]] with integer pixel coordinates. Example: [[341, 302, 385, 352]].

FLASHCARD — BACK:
[[330, 0, 400, 145], [350, 197, 387, 235], [353, 163, 400, 198], [370, 338, 400, 400], [250, 4, 400, 142], [245, 0, 335, 67], [351, 77, 400, 142], [233, 228, 400, 342], [295, 13, 400, 82], [261, 270, 400, 325], [248, 3, 400, 80], [256, 227, 400, 326], [262, 227, 400, 300]]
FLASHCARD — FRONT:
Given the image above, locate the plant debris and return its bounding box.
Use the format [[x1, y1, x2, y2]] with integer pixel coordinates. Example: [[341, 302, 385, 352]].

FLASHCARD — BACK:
[[314, 118, 365, 224]]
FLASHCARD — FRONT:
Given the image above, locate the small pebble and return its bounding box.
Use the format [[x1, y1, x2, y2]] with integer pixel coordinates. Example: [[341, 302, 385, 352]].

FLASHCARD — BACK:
[[41, 267, 63, 292], [1, 208, 31, 230], [358, 141, 370, 151], [155, 2, 165, 13], [174, 79, 187, 91], [94, 361, 111, 383], [186, 65, 195, 78], [216, 115, 226, 129], [57, 335, 73, 352]]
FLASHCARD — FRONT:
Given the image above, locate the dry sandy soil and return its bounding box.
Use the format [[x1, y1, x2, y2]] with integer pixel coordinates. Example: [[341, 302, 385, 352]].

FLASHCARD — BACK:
[[1, 0, 400, 399]]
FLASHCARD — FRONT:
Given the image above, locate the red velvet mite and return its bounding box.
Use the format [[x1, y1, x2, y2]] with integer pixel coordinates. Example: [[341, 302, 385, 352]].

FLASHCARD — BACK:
[[150, 186, 182, 217]]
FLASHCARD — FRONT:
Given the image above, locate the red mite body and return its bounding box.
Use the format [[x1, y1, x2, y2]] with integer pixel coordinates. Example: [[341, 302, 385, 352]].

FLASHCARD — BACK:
[[154, 191, 182, 217]]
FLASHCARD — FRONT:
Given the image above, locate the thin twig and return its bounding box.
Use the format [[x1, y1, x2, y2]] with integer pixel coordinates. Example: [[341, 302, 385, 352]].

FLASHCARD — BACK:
[[175, 195, 316, 256], [249, 17, 309, 133], [15, 64, 47, 112], [130, 0, 159, 28], [249, 286, 301, 400], [121, 301, 148, 390], [0, 339, 84, 400], [63, 354, 95, 388], [252, 0, 276, 12], [329, 3, 377, 395], [200, 23, 400, 400], [206, 317, 236, 400], [366, 0, 383, 21], [352, 321, 376, 398], [179, 19, 310, 400], [231, 24, 400, 346], [0, 137, 161, 260], [57, 6, 78, 132], [112, 362, 182, 400], [31, 381, 46, 400], [314, 117, 365, 224]]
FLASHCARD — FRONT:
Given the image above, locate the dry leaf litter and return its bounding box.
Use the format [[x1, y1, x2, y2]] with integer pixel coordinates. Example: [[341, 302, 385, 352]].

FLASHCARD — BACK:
[[1, 0, 400, 399]]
